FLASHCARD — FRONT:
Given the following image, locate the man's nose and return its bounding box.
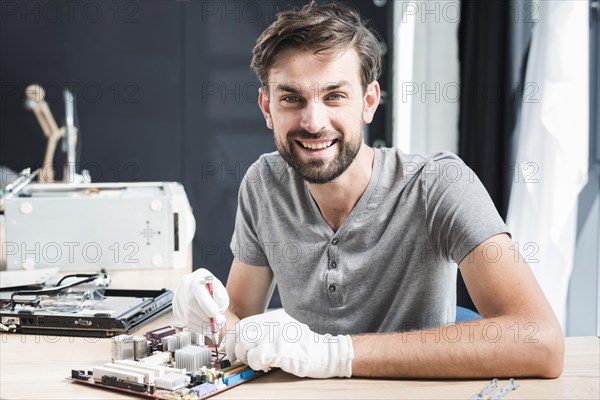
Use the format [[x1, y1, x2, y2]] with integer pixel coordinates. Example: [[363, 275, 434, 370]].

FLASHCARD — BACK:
[[299, 101, 328, 134]]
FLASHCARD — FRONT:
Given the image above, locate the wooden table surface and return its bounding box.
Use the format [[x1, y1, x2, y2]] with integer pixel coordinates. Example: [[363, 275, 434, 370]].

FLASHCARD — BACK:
[[1, 269, 598, 399]]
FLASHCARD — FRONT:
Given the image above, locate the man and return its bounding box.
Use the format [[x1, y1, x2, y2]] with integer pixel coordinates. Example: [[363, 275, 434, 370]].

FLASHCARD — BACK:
[[174, 2, 563, 379]]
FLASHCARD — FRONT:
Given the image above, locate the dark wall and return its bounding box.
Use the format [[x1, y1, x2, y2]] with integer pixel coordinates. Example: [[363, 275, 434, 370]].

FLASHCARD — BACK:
[[0, 1, 393, 293], [457, 0, 534, 312]]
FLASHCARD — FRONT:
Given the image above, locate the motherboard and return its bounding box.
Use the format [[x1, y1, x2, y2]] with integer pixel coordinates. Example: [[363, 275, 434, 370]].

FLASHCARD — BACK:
[[69, 325, 263, 399]]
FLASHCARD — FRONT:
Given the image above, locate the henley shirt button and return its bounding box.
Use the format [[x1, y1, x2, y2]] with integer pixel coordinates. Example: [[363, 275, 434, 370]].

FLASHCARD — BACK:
[[328, 284, 336, 292], [331, 238, 339, 245], [330, 261, 337, 269]]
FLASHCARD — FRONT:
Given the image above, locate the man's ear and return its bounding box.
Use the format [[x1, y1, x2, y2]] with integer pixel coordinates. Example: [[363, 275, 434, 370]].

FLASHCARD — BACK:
[[258, 86, 273, 129], [362, 80, 381, 124]]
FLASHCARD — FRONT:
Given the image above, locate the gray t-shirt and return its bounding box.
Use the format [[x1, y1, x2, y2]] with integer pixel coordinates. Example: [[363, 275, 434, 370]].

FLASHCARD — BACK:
[[230, 148, 509, 335]]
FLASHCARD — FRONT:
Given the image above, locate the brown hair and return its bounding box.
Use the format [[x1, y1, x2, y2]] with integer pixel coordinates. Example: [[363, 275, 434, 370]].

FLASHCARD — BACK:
[[251, 1, 382, 92]]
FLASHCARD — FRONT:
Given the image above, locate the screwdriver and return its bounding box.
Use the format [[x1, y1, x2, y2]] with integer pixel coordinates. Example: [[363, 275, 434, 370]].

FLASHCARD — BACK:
[[204, 276, 220, 368]]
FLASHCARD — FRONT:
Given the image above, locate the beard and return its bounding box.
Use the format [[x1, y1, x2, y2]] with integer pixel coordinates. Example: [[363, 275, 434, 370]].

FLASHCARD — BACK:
[[274, 124, 363, 184]]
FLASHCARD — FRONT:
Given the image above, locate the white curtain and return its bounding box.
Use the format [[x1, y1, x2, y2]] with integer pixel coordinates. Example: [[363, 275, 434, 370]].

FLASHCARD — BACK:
[[506, 1, 589, 329]]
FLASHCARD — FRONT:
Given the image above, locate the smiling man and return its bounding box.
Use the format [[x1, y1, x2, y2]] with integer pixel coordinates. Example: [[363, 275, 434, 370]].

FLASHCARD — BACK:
[[173, 1, 564, 379]]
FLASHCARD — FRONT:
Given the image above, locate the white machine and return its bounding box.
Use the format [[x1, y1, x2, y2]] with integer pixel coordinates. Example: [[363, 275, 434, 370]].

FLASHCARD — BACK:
[[0, 85, 195, 271], [1, 182, 195, 271]]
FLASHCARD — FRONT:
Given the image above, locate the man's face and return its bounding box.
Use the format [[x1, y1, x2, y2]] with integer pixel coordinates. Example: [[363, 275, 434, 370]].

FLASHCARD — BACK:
[[258, 48, 379, 184]]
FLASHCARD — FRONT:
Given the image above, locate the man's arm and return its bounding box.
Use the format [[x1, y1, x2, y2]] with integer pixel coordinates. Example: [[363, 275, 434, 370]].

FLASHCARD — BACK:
[[351, 233, 564, 378], [224, 259, 275, 331]]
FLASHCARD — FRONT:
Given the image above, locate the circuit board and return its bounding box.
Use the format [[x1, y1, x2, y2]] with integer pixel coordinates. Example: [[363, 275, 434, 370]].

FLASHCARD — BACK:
[[68, 325, 265, 399]]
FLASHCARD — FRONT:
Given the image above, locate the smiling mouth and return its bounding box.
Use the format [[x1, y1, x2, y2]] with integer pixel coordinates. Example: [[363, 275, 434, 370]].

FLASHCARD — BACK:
[[296, 139, 338, 150]]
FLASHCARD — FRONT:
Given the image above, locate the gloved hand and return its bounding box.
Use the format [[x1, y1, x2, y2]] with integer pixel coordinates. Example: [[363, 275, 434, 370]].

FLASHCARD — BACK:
[[172, 268, 229, 336], [225, 309, 354, 378]]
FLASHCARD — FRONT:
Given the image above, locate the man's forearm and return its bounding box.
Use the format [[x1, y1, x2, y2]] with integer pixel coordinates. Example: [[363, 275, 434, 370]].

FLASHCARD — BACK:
[[351, 316, 564, 378]]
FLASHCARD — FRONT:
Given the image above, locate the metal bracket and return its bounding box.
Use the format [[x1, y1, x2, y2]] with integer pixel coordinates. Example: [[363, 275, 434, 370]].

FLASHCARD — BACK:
[[471, 378, 499, 400], [490, 378, 520, 400]]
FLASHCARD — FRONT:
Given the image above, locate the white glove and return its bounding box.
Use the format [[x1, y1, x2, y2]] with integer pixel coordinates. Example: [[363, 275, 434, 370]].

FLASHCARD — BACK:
[[172, 268, 229, 336], [225, 309, 354, 378]]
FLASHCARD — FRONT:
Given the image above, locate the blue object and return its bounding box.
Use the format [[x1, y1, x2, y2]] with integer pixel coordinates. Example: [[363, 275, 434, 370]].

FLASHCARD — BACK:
[[223, 368, 255, 386], [223, 373, 243, 386], [240, 369, 255, 380], [456, 306, 481, 322]]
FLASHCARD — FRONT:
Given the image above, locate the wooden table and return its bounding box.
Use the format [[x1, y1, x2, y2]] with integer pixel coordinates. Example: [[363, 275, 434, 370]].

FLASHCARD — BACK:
[[1, 270, 598, 399]]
